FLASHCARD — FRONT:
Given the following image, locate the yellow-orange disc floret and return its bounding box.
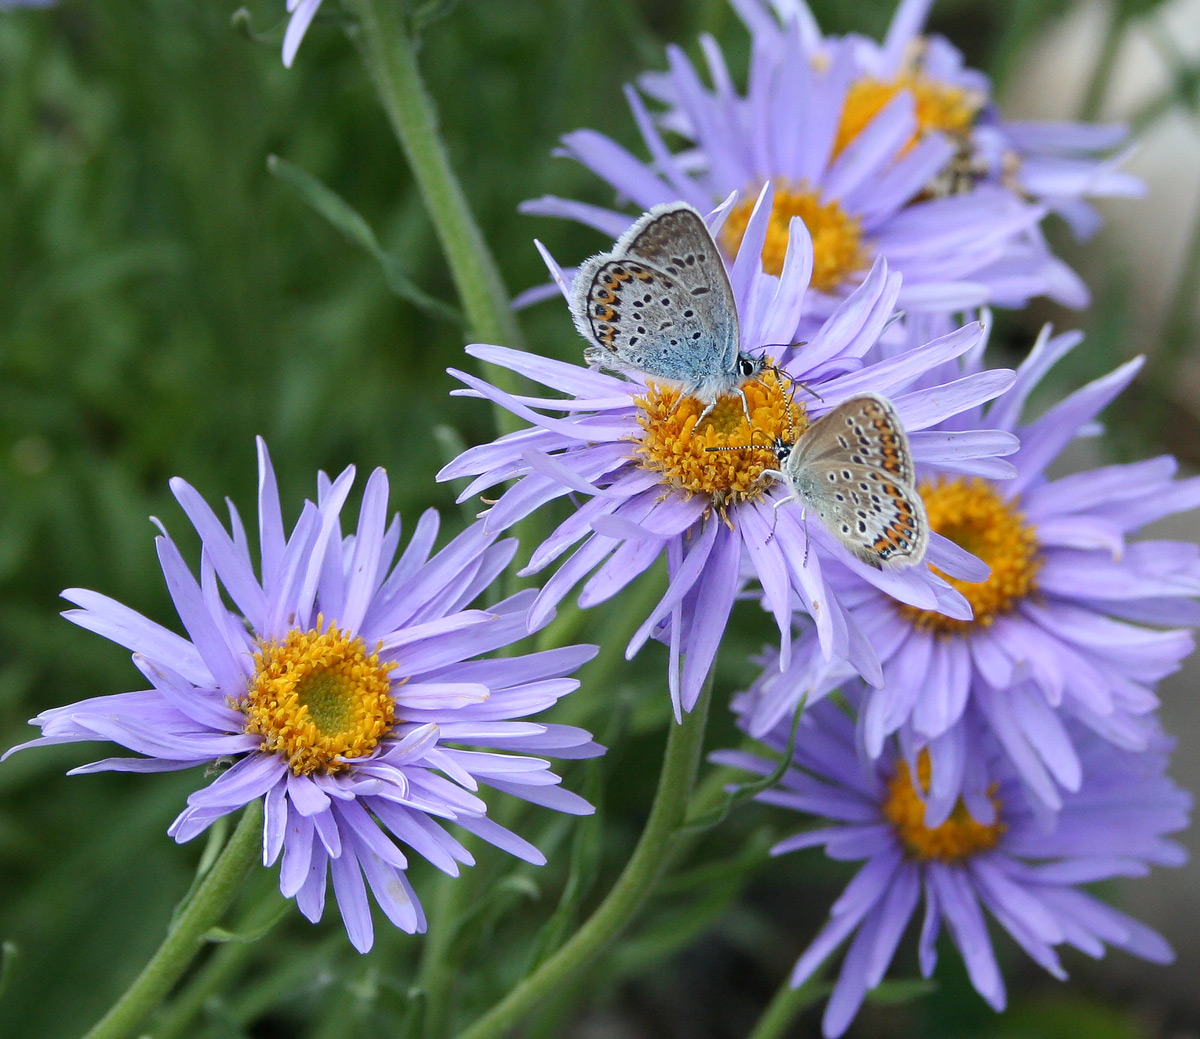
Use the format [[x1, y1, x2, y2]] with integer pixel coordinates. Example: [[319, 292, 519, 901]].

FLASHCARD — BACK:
[[635, 364, 803, 510], [242, 618, 397, 776], [883, 750, 1006, 862], [719, 183, 868, 289], [900, 477, 1040, 635], [835, 71, 984, 159]]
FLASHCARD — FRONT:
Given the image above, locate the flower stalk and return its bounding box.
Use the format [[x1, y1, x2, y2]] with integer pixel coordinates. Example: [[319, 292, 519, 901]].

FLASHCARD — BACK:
[[746, 974, 823, 1039], [452, 681, 712, 1039], [349, 0, 525, 426], [80, 800, 264, 1039]]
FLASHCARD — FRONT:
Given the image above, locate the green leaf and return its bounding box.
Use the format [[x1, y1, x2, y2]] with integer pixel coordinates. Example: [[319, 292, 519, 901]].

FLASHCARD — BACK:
[[863, 977, 938, 1004], [0, 942, 18, 1003], [267, 155, 462, 324], [396, 986, 426, 1039], [169, 815, 231, 927], [680, 692, 808, 834], [200, 897, 289, 945], [527, 730, 614, 967], [229, 7, 286, 47], [444, 871, 542, 965]]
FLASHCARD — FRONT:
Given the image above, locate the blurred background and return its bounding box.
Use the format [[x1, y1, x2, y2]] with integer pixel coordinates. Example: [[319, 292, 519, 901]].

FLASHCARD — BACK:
[[1, 0, 1198, 1036]]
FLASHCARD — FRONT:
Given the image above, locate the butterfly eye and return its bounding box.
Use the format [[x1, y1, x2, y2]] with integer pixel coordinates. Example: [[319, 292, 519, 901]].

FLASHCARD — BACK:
[[738, 357, 758, 378]]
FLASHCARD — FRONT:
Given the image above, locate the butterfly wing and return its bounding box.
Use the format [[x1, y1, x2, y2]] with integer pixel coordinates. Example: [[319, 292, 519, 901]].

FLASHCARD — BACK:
[[570, 203, 741, 395], [797, 394, 916, 483], [786, 394, 928, 568]]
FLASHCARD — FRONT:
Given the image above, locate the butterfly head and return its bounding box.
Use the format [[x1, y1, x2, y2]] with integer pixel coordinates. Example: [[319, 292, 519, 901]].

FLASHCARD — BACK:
[[736, 353, 766, 381]]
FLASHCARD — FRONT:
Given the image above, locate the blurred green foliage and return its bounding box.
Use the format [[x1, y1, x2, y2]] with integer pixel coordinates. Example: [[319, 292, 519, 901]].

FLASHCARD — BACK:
[[0, 0, 1192, 1037]]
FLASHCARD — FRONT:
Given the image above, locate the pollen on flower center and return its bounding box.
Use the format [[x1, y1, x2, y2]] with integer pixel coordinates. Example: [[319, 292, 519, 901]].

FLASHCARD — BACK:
[[634, 365, 804, 508], [835, 70, 983, 159], [884, 751, 1005, 862], [719, 183, 868, 291], [900, 477, 1040, 635], [242, 618, 397, 776]]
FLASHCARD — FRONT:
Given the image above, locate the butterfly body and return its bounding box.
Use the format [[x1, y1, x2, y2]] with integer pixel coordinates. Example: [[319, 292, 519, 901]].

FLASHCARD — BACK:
[[571, 202, 765, 417], [765, 393, 929, 569]]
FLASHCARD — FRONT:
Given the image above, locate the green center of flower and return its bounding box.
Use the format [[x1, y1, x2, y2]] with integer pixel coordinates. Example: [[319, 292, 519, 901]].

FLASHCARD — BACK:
[[241, 617, 397, 776]]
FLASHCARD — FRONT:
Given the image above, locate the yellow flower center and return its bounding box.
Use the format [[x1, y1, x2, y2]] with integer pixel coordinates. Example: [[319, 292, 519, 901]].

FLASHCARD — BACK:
[[719, 183, 868, 290], [634, 365, 804, 509], [883, 751, 1005, 862], [835, 72, 983, 159], [900, 477, 1040, 635], [241, 618, 397, 776]]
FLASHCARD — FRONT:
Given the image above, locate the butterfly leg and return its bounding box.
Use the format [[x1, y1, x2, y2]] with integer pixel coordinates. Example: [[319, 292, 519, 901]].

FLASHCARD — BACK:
[[765, 491, 796, 546], [735, 387, 753, 425]]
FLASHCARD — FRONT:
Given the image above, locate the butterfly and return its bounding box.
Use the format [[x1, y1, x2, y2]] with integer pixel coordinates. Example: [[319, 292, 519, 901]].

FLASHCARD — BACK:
[[763, 393, 929, 569], [570, 201, 766, 422]]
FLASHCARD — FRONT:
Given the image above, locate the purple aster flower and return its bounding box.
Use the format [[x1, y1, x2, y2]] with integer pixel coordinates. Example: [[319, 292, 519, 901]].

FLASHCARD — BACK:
[[714, 691, 1190, 1037], [439, 197, 1019, 718], [741, 324, 1200, 818], [766, 0, 1144, 239], [283, 0, 324, 67], [520, 0, 1076, 315], [4, 440, 600, 952]]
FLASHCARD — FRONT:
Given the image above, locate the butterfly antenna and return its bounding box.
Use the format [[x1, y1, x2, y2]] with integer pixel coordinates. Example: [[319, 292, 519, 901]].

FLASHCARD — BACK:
[[757, 339, 809, 356], [704, 427, 773, 453], [766, 369, 824, 404], [794, 378, 823, 403], [783, 389, 796, 443]]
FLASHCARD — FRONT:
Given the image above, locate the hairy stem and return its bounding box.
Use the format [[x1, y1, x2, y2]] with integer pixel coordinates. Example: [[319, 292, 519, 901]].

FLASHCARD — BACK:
[[80, 800, 264, 1039]]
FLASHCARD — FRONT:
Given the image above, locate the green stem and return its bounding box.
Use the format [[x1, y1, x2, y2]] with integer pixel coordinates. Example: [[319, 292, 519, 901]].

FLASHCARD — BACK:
[[1136, 180, 1200, 442], [80, 800, 264, 1039], [453, 684, 713, 1039], [746, 973, 823, 1039], [415, 831, 479, 1039], [349, 0, 525, 408], [1157, 182, 1200, 373], [417, 572, 671, 1033], [1078, 6, 1126, 122], [152, 885, 288, 1039]]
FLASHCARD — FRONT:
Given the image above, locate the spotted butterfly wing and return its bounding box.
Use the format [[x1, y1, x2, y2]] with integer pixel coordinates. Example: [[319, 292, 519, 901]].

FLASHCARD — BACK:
[[782, 394, 928, 569], [570, 203, 748, 398]]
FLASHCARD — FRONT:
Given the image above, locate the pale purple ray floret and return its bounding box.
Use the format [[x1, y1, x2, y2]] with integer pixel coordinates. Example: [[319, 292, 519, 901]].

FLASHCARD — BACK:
[[714, 688, 1190, 1038], [519, 0, 1094, 315], [441, 196, 1021, 718], [6, 440, 602, 952], [740, 326, 1200, 821]]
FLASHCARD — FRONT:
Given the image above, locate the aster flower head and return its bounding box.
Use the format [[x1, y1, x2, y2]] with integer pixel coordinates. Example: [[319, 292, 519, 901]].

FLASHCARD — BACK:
[[522, 0, 1083, 316], [440, 196, 1020, 719], [5, 440, 601, 952], [715, 691, 1190, 1038], [758, 0, 1145, 239], [742, 325, 1200, 819]]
